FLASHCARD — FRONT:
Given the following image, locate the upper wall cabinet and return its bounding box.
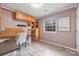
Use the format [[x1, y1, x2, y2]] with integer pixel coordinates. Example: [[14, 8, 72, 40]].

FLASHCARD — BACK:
[[15, 11, 25, 21], [0, 7, 15, 31], [14, 11, 36, 23]]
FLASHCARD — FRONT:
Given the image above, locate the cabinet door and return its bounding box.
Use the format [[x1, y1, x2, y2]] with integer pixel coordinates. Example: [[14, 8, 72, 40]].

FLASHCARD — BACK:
[[0, 6, 1, 30], [16, 12, 24, 20], [1, 8, 13, 30], [0, 7, 4, 31]]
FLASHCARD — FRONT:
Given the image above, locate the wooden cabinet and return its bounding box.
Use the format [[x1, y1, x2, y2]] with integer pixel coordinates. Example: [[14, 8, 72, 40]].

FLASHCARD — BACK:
[[35, 28, 40, 41], [0, 6, 40, 41], [15, 11, 37, 23], [31, 17, 36, 22], [0, 7, 5, 31], [25, 15, 30, 22], [1, 8, 13, 30], [0, 7, 1, 31], [15, 11, 25, 20], [0, 7, 24, 37]]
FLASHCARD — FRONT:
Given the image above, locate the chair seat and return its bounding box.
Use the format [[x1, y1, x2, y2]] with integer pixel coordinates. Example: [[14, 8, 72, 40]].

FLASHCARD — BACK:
[[17, 32, 27, 45]]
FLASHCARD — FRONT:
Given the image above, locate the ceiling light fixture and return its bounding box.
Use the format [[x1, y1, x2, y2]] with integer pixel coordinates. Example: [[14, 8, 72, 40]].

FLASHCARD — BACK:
[[31, 3, 43, 8]]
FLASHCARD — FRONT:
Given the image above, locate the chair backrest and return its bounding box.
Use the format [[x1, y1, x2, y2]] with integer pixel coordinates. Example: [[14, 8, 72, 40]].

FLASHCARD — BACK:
[[18, 32, 27, 44]]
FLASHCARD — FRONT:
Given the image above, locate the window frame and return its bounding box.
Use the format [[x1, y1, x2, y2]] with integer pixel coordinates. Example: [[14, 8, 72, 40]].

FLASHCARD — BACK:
[[57, 16, 71, 32], [43, 17, 57, 33]]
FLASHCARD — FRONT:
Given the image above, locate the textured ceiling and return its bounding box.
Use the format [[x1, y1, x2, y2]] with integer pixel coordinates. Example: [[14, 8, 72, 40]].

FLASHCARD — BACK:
[[1, 3, 76, 18]]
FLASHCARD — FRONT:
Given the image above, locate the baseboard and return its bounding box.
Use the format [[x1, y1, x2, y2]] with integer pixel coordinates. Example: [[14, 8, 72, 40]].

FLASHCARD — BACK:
[[40, 39, 77, 52]]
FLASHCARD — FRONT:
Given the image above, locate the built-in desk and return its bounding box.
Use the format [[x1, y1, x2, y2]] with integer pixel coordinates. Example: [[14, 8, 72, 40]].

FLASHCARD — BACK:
[[0, 28, 24, 39], [0, 35, 18, 55], [0, 39, 18, 55], [0, 31, 18, 44], [0, 28, 23, 55]]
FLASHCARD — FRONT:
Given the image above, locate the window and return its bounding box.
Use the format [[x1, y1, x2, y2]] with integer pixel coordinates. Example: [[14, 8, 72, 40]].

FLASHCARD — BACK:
[[58, 16, 70, 32], [44, 16, 71, 33], [44, 17, 57, 33]]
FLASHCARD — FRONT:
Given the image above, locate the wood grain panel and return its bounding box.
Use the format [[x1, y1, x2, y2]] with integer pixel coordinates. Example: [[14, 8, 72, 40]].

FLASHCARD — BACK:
[[0, 28, 24, 38]]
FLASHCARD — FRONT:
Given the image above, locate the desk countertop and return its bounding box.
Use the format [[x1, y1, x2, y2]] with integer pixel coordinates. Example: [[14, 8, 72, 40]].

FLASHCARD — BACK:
[[0, 28, 24, 38]]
